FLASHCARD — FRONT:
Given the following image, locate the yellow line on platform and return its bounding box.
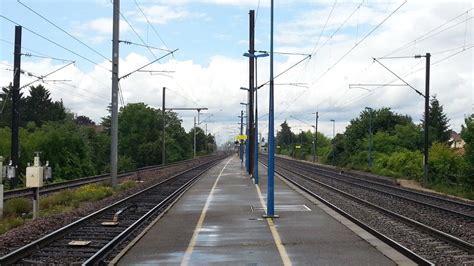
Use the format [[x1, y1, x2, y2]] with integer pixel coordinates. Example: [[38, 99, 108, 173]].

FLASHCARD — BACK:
[[255, 184, 292, 266], [180, 156, 233, 266]]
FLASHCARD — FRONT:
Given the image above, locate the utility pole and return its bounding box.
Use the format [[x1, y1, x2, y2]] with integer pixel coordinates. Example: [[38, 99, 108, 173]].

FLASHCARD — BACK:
[[423, 53, 430, 186], [162, 87, 166, 165], [11, 26, 22, 189], [193, 116, 197, 158], [313, 111, 319, 163], [110, 0, 120, 187], [365, 107, 373, 168], [264, 0, 277, 218], [330, 119, 335, 166], [248, 10, 255, 176]]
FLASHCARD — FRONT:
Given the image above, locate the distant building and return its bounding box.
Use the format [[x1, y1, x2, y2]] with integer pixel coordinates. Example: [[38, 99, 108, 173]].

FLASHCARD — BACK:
[[449, 131, 465, 149]]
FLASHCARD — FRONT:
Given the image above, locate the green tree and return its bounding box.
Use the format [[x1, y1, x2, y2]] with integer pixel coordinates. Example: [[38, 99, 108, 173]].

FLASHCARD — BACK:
[[424, 96, 450, 145], [118, 103, 161, 167], [344, 108, 412, 156], [276, 120, 295, 147], [22, 85, 66, 127], [461, 114, 474, 186], [75, 115, 95, 126]]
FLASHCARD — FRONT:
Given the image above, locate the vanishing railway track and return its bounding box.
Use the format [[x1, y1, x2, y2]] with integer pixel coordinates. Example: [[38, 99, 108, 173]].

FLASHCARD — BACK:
[[0, 155, 226, 265], [4, 155, 213, 200], [261, 156, 474, 265]]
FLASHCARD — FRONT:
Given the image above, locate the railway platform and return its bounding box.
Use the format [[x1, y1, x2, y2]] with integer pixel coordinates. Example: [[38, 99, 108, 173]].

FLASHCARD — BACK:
[[114, 155, 414, 265]]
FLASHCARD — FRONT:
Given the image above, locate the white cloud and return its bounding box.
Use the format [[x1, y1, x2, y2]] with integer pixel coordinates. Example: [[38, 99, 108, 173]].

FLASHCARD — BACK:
[[73, 17, 133, 44], [1, 1, 472, 145], [131, 5, 207, 25]]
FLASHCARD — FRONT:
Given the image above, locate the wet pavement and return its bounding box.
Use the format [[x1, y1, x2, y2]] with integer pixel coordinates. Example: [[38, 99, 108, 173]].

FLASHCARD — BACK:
[[116, 155, 409, 265]]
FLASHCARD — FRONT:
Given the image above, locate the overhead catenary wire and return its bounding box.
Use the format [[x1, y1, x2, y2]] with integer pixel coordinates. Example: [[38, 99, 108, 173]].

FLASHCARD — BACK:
[[311, 0, 407, 86], [312, 0, 365, 57], [338, 45, 474, 110], [21, 53, 73, 62], [134, 0, 172, 54], [275, 1, 407, 121], [0, 38, 52, 58], [310, 0, 338, 56], [19, 61, 75, 90], [119, 40, 174, 52], [119, 10, 157, 60], [17, 0, 111, 62], [382, 8, 473, 58], [0, 15, 111, 72], [356, 9, 473, 78]]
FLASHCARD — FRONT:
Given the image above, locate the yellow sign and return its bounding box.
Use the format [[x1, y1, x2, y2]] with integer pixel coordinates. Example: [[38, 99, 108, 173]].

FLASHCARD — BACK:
[[235, 134, 247, 141], [295, 145, 301, 149]]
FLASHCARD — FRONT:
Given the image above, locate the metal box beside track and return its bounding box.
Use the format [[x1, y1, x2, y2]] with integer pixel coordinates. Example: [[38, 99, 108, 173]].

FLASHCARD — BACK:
[[26, 156, 44, 188]]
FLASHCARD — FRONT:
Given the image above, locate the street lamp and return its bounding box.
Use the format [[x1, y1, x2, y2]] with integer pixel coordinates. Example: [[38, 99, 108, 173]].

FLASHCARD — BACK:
[[243, 51, 269, 184], [365, 107, 373, 168], [330, 119, 335, 166]]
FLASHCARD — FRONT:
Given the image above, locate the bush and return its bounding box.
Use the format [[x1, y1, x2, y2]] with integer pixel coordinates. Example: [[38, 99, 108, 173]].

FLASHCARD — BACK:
[[74, 184, 114, 202], [3, 198, 32, 217], [40, 190, 77, 210], [0, 217, 25, 235], [373, 150, 423, 180], [116, 180, 137, 192], [429, 142, 464, 183]]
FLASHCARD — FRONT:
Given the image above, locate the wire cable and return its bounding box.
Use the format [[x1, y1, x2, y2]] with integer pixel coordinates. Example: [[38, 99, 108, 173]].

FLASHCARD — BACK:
[[119, 10, 157, 60], [0, 15, 111, 72], [313, 0, 364, 57], [383, 8, 473, 58], [17, 0, 111, 62], [311, 0, 407, 86], [134, 0, 171, 53], [310, 0, 338, 56]]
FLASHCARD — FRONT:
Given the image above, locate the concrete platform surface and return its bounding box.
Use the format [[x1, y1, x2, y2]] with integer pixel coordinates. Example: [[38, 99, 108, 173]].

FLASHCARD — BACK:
[[116, 155, 410, 265]]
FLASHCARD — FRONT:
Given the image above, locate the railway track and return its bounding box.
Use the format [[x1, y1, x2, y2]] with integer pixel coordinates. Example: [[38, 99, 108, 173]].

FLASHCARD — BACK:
[[4, 155, 213, 200], [0, 155, 226, 265], [261, 156, 474, 265]]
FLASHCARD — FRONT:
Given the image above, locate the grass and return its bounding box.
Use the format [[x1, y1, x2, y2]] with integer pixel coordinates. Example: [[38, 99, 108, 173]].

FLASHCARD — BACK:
[[0, 180, 138, 235], [429, 183, 474, 200]]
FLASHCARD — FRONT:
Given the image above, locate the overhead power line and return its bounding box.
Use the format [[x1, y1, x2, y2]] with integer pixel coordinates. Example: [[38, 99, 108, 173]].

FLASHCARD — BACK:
[[311, 0, 407, 86], [119, 40, 174, 52], [119, 10, 157, 60], [310, 0, 338, 56], [134, 0, 172, 54], [313, 0, 365, 57], [17, 0, 111, 62], [0, 15, 111, 72], [0, 38, 52, 58], [20, 61, 75, 90], [383, 8, 473, 58], [22, 53, 73, 62], [275, 1, 407, 121]]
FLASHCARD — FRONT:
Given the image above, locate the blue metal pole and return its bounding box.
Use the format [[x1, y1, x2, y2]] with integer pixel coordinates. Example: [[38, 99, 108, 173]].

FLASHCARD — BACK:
[[245, 127, 249, 172], [254, 57, 259, 184], [266, 0, 275, 218]]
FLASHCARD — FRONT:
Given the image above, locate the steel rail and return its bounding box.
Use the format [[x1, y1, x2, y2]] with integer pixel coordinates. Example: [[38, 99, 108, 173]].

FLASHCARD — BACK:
[[3, 156, 211, 200], [259, 160, 434, 265], [83, 158, 222, 265], [272, 161, 474, 254], [0, 155, 225, 265], [278, 158, 474, 219], [276, 156, 474, 210]]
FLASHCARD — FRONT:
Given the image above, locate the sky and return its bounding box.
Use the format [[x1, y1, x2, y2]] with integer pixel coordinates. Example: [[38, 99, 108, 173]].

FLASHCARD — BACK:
[[0, 0, 473, 145]]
